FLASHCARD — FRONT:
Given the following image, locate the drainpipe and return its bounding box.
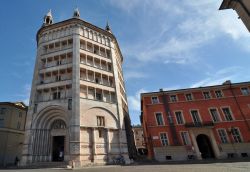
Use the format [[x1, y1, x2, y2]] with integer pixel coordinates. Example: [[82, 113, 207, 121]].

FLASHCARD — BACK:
[[229, 83, 250, 130], [160, 90, 180, 145]]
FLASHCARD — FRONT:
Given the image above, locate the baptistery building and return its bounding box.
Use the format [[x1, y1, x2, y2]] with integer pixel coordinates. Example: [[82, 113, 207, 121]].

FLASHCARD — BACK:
[[21, 9, 132, 167]]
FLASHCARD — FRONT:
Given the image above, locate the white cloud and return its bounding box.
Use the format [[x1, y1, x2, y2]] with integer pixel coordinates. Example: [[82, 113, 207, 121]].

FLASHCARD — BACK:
[[110, 0, 250, 64], [163, 86, 181, 91], [124, 71, 148, 80], [108, 0, 142, 13], [190, 66, 245, 88], [127, 88, 149, 125], [15, 84, 31, 105], [127, 88, 146, 111]]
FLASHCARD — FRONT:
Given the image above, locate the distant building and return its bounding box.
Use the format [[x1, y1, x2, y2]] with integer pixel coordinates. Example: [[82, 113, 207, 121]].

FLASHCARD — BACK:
[[21, 9, 133, 167], [132, 126, 147, 155], [220, 0, 250, 32], [0, 102, 27, 166], [141, 81, 250, 162]]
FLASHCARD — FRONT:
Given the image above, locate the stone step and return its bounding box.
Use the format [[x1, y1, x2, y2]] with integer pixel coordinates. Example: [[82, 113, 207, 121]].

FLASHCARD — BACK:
[[21, 161, 69, 169]]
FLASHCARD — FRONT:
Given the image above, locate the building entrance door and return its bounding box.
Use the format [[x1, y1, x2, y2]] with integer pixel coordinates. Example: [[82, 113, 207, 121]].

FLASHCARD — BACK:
[[196, 134, 215, 159], [52, 136, 65, 161]]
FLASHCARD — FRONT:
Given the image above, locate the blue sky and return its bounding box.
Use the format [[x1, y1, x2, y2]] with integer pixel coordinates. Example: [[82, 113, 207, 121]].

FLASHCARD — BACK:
[[0, 0, 250, 125]]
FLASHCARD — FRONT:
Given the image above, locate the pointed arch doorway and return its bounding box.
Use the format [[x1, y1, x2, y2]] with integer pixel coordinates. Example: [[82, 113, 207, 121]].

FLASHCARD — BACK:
[[196, 134, 215, 159]]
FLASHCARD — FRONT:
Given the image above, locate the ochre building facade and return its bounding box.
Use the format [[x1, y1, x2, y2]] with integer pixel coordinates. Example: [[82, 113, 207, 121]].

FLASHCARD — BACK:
[[132, 126, 146, 155], [0, 102, 27, 166], [21, 10, 131, 167], [141, 81, 250, 161]]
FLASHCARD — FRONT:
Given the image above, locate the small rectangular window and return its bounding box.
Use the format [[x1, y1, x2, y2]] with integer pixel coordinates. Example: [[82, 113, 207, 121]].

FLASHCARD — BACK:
[[170, 95, 177, 102], [97, 116, 105, 126], [241, 87, 249, 95], [0, 119, 4, 127], [155, 113, 164, 125], [215, 90, 223, 98], [34, 104, 38, 113], [203, 92, 211, 99], [209, 108, 220, 122], [19, 112, 22, 118], [160, 133, 169, 146], [185, 93, 193, 101], [222, 107, 233, 121], [180, 131, 191, 145], [151, 96, 159, 104], [231, 128, 243, 143], [68, 99, 72, 110], [217, 129, 228, 143], [0, 108, 6, 115], [175, 111, 184, 124], [190, 110, 201, 123]]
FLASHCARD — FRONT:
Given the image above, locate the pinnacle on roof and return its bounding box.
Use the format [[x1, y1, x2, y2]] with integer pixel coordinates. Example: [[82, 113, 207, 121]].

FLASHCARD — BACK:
[[73, 8, 80, 18], [105, 21, 112, 33], [43, 9, 53, 26]]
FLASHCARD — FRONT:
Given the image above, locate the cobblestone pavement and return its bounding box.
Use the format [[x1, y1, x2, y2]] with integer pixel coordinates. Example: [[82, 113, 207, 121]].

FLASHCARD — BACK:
[[1, 162, 250, 172]]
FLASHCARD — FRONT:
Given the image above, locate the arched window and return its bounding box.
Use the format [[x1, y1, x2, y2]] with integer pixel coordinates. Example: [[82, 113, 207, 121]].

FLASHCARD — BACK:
[[51, 119, 66, 129]]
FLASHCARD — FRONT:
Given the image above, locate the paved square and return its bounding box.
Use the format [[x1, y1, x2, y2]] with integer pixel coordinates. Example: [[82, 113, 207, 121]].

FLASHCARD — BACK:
[[1, 162, 250, 172]]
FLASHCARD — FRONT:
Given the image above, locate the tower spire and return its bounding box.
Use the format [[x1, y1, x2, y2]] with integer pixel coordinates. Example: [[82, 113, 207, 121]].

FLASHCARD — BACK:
[[105, 20, 112, 33]]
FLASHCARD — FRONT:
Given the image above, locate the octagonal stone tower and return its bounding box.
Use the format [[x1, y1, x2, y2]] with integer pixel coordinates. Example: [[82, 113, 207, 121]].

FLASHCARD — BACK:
[[21, 9, 133, 167]]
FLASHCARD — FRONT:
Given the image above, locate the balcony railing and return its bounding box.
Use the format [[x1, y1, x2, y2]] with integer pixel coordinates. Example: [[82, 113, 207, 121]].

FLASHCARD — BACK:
[[185, 121, 214, 128]]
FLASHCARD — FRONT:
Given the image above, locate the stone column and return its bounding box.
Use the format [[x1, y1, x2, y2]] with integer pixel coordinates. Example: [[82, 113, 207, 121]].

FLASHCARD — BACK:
[[209, 130, 221, 159], [189, 130, 202, 160], [69, 25, 81, 166], [106, 128, 110, 162], [92, 128, 96, 162]]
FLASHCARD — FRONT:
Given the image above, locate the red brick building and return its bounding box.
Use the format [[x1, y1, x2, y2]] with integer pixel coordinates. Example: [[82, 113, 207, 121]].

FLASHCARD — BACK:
[[141, 81, 250, 161]]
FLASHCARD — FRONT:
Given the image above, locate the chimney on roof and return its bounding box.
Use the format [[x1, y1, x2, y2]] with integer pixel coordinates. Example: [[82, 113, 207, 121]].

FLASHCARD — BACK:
[[223, 80, 232, 85], [159, 88, 163, 92]]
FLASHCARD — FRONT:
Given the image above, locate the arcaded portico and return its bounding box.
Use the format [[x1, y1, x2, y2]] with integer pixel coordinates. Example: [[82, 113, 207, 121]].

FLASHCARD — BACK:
[[21, 9, 133, 167]]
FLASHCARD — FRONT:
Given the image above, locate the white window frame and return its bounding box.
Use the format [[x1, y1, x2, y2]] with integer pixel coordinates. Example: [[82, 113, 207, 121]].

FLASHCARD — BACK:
[[214, 90, 223, 98], [241, 87, 250, 95], [151, 96, 159, 104], [221, 106, 234, 121], [203, 91, 211, 99], [180, 131, 191, 145], [174, 110, 185, 125], [155, 112, 164, 126], [159, 132, 169, 146], [185, 93, 193, 101], [208, 107, 221, 122], [170, 95, 178, 102], [190, 109, 202, 123], [217, 128, 229, 144], [231, 127, 243, 143]]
